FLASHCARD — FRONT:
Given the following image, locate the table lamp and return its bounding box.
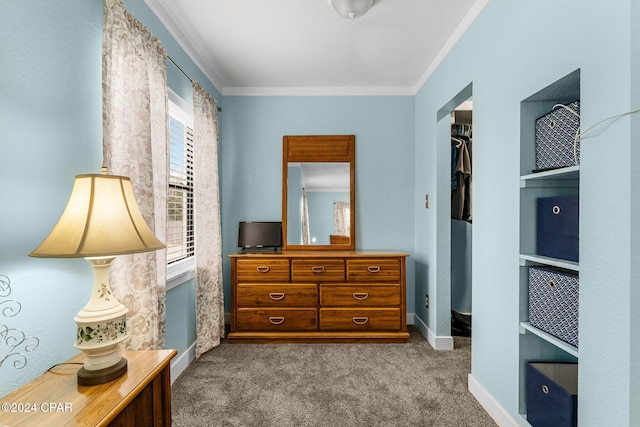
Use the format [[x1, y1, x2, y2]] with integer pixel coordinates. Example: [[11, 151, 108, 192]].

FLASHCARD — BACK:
[[29, 168, 165, 385]]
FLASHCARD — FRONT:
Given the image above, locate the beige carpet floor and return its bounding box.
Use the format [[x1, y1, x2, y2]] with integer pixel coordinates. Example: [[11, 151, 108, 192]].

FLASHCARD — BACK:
[[172, 327, 497, 427]]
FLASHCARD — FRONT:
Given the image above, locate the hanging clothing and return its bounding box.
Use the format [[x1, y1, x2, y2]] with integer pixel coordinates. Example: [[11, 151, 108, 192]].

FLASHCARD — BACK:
[[451, 144, 460, 191], [451, 126, 472, 222]]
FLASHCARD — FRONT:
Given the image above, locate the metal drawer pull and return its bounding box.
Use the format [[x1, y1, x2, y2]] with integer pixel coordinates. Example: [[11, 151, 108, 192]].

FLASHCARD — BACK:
[[311, 266, 325, 273], [542, 384, 549, 395], [256, 266, 270, 273], [367, 266, 381, 273], [268, 293, 286, 301], [352, 317, 369, 325], [352, 292, 369, 300], [552, 205, 561, 215], [268, 317, 285, 325]]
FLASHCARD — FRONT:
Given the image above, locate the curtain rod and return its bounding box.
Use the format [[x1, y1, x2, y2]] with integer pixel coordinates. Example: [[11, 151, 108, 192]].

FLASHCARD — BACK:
[[168, 55, 222, 112]]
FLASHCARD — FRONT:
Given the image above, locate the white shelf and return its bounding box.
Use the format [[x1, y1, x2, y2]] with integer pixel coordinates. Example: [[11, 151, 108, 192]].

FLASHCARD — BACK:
[[520, 322, 579, 358], [519, 254, 579, 271], [520, 166, 579, 188], [521, 165, 579, 181]]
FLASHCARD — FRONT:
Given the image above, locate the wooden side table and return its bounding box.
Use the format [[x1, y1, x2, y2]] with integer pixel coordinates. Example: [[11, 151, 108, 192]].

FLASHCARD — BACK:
[[0, 349, 176, 426]]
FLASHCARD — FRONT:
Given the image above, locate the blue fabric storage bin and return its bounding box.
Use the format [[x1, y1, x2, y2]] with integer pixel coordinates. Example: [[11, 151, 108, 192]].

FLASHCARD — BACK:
[[527, 363, 578, 427], [536, 194, 579, 262]]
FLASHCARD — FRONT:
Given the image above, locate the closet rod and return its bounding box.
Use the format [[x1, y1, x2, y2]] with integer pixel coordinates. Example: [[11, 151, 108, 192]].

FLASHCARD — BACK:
[[167, 55, 222, 112]]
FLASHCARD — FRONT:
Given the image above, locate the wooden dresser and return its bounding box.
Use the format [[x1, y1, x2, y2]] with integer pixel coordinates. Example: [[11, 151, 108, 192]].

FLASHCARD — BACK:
[[0, 349, 176, 426], [228, 251, 409, 343]]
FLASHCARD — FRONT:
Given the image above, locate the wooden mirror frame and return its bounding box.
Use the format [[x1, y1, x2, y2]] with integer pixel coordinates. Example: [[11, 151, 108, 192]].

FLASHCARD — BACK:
[[282, 135, 356, 251]]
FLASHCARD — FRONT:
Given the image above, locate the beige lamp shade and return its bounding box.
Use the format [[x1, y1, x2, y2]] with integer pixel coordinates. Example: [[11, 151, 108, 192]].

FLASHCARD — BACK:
[[30, 173, 165, 258]]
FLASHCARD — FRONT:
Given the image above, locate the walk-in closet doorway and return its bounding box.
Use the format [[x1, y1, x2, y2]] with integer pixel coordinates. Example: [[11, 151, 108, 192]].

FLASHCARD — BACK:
[[436, 83, 473, 353], [450, 101, 473, 339]]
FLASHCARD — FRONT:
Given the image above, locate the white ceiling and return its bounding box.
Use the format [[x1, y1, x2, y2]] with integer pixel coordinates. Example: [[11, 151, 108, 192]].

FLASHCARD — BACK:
[[297, 162, 350, 192], [145, 0, 489, 96]]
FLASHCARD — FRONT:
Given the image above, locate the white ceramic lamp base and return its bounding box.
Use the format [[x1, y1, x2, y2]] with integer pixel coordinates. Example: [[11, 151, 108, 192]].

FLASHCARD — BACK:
[[74, 256, 129, 385]]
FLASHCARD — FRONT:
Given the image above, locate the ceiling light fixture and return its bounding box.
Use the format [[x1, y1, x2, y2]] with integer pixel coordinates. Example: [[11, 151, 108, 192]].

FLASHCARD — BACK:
[[330, 0, 377, 19]]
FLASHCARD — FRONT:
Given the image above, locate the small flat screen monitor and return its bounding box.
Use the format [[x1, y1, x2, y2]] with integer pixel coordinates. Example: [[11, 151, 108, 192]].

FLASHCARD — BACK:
[[238, 222, 282, 249]]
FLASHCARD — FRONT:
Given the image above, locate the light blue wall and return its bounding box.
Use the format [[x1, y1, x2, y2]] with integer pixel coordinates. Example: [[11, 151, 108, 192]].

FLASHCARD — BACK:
[[0, 0, 220, 397], [0, 0, 104, 397], [287, 165, 303, 244], [220, 96, 416, 312], [414, 0, 638, 424], [630, 3, 640, 425], [165, 278, 197, 355]]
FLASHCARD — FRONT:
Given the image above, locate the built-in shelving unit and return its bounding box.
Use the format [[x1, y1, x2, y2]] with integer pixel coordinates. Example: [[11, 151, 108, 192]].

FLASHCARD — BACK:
[[517, 69, 581, 419]]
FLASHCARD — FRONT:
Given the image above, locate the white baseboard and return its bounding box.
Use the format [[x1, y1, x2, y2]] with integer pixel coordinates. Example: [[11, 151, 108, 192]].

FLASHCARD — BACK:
[[406, 312, 415, 325], [170, 341, 197, 384], [468, 374, 519, 427], [412, 314, 454, 350], [170, 314, 230, 384]]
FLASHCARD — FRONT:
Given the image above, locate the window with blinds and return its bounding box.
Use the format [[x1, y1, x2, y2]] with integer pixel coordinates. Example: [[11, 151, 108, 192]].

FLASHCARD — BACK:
[[167, 110, 194, 264]]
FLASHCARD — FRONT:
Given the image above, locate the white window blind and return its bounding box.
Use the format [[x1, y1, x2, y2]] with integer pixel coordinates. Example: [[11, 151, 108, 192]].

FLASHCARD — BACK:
[[167, 103, 195, 264]]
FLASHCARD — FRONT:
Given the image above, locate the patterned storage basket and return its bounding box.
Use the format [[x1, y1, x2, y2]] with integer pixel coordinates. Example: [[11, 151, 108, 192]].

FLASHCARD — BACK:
[[528, 266, 579, 347], [535, 100, 580, 171]]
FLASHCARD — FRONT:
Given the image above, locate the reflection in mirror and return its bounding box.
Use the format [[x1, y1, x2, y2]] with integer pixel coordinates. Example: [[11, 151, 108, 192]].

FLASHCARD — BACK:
[[282, 135, 355, 250], [287, 163, 350, 245]]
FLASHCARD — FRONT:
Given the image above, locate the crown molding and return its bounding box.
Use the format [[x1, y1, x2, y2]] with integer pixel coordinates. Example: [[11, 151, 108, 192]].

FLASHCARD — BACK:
[[144, 0, 225, 94], [222, 86, 416, 97], [413, 0, 491, 94]]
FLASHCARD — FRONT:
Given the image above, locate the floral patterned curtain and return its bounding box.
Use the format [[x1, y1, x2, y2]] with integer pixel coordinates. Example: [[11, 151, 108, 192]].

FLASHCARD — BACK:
[[302, 188, 310, 245], [192, 81, 225, 357], [334, 201, 349, 236], [102, 0, 168, 350]]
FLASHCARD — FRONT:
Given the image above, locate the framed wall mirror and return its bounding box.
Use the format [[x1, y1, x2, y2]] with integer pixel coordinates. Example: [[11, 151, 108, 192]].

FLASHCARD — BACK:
[[282, 135, 355, 251]]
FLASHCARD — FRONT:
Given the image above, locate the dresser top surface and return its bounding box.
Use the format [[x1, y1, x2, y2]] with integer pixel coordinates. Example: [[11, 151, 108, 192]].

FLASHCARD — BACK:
[[1, 349, 176, 426], [229, 250, 409, 258]]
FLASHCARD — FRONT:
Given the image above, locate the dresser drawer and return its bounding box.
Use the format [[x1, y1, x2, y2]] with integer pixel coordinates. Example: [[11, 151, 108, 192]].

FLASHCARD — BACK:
[[319, 308, 401, 331], [236, 259, 290, 282], [319, 284, 401, 306], [237, 284, 317, 307], [291, 259, 345, 282], [237, 308, 317, 331], [346, 258, 401, 282]]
